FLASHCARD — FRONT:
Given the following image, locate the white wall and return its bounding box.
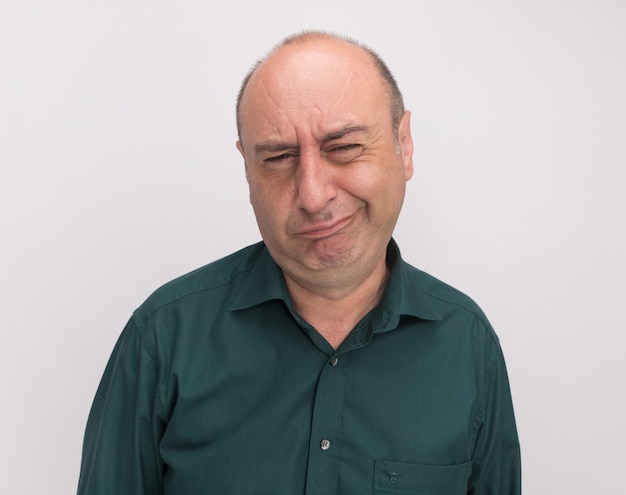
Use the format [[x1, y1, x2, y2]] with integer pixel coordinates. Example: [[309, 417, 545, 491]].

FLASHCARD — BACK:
[[1, 1, 624, 493]]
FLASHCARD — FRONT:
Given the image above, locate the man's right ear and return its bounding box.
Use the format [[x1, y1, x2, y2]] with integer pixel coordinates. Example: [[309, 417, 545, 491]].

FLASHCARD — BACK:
[[236, 140, 245, 157], [236, 141, 250, 182]]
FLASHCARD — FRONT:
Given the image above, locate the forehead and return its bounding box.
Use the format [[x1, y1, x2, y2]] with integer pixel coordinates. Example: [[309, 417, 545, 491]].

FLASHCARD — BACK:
[[238, 40, 390, 141]]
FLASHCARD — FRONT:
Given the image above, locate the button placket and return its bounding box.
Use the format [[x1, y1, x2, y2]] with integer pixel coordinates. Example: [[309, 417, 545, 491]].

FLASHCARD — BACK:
[[304, 355, 345, 494]]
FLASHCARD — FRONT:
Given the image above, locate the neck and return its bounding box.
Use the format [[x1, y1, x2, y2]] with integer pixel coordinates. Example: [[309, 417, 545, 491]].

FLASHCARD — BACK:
[[284, 256, 390, 349]]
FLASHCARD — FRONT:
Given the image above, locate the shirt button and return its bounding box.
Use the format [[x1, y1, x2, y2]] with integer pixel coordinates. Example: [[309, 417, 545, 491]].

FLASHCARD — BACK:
[[320, 438, 331, 451], [329, 357, 338, 367]]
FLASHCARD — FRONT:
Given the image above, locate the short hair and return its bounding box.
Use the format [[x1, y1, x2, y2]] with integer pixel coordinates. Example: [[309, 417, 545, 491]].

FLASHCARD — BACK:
[[236, 30, 405, 141]]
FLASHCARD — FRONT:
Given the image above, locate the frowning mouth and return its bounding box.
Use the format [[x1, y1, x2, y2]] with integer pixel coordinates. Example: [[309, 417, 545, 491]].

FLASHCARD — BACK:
[[296, 216, 353, 239]]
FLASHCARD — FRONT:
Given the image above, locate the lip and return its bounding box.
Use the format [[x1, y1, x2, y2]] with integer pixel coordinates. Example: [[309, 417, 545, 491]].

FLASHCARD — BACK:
[[296, 216, 353, 239]]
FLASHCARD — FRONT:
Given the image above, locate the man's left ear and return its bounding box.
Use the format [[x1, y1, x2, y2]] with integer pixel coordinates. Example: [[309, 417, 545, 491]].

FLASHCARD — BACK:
[[398, 111, 414, 181]]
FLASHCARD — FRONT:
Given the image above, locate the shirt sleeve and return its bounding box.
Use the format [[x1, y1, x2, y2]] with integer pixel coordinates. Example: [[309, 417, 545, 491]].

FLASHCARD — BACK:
[[77, 317, 165, 494], [468, 336, 522, 495]]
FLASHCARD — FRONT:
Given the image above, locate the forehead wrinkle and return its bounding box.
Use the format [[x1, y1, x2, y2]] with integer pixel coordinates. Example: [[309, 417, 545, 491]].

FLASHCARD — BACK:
[[241, 77, 295, 150], [258, 79, 286, 127], [335, 67, 358, 103], [316, 67, 385, 136], [254, 124, 370, 156], [244, 50, 383, 149]]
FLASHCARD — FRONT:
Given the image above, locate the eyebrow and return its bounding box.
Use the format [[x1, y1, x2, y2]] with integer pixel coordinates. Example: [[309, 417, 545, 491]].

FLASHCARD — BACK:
[[253, 125, 369, 155], [322, 125, 369, 141], [254, 142, 296, 155]]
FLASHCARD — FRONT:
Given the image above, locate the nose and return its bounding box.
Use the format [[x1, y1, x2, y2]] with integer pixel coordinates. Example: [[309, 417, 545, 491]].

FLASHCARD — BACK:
[[295, 150, 337, 213]]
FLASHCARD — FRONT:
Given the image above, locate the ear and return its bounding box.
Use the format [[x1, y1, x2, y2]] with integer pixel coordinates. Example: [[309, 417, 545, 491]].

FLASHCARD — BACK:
[[236, 140, 250, 182], [397, 111, 414, 181]]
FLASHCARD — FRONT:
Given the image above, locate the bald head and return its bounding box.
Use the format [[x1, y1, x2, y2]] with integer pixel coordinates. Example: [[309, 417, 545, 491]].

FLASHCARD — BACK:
[[236, 31, 405, 143], [233, 30, 414, 302]]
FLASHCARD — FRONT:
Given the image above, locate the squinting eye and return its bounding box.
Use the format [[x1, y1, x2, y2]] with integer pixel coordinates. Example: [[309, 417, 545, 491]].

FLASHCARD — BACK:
[[325, 144, 363, 162], [265, 153, 296, 164]]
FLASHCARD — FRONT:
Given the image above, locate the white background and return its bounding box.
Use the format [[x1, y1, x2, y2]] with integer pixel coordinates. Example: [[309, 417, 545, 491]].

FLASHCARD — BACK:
[[1, 1, 625, 493]]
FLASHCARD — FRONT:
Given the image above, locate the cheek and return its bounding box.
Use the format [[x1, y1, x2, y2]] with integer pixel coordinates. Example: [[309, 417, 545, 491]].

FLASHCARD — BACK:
[[356, 166, 407, 215], [346, 166, 396, 199], [249, 187, 272, 222], [249, 182, 290, 231]]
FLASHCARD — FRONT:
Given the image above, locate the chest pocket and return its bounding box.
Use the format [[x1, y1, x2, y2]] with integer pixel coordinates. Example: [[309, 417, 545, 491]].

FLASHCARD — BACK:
[[373, 460, 472, 494]]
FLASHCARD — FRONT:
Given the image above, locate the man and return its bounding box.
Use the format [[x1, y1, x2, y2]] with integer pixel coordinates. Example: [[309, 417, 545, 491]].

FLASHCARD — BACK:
[[78, 31, 521, 494]]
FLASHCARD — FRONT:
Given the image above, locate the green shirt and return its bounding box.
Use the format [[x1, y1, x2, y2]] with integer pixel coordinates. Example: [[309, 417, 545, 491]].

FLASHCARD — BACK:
[[78, 240, 521, 494]]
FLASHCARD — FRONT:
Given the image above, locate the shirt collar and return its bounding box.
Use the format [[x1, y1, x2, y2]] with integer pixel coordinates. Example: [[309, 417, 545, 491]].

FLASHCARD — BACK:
[[379, 238, 441, 323], [230, 239, 441, 324], [230, 243, 289, 311]]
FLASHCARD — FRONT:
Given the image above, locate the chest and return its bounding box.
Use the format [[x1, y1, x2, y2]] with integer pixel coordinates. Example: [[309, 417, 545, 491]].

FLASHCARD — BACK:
[[157, 318, 480, 494]]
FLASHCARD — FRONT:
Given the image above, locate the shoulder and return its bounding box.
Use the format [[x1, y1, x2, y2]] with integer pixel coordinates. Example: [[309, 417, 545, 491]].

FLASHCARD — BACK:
[[132, 242, 265, 326], [403, 261, 498, 341], [411, 265, 487, 316]]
